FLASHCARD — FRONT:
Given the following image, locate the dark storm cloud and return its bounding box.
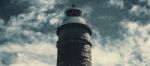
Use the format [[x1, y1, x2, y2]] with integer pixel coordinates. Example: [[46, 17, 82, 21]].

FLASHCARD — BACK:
[[0, 52, 17, 65], [71, 0, 130, 39], [0, 0, 36, 21], [0, 0, 63, 65], [125, 0, 148, 6], [0, 0, 65, 44], [65, 0, 150, 40]]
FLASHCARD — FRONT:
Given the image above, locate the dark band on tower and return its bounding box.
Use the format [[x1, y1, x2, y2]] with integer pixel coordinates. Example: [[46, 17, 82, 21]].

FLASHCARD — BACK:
[[56, 4, 92, 66]]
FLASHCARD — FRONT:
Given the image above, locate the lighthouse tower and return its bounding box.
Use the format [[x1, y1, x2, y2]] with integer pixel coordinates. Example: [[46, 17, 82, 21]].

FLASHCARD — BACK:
[[56, 5, 92, 66]]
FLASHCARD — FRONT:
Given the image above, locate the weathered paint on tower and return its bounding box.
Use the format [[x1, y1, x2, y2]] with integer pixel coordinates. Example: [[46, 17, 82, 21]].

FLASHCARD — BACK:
[[56, 5, 92, 66]]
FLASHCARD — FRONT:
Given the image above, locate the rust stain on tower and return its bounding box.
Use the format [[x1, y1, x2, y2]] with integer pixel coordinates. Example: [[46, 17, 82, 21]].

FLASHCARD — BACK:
[[56, 5, 92, 66]]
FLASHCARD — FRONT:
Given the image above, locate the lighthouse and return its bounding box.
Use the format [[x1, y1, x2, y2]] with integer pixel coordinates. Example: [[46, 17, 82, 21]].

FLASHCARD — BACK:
[[56, 5, 92, 66]]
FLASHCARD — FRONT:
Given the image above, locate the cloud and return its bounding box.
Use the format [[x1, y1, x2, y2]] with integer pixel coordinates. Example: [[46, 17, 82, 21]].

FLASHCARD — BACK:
[[0, 0, 150, 66], [0, 0, 65, 44], [108, 0, 150, 18], [92, 45, 121, 66], [129, 4, 150, 17], [0, 42, 57, 66], [108, 0, 124, 8], [0, 0, 61, 66], [89, 20, 150, 66], [0, 52, 17, 65]]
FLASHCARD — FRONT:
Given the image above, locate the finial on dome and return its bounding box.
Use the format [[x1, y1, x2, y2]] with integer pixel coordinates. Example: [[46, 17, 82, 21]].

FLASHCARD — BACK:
[[65, 4, 82, 17]]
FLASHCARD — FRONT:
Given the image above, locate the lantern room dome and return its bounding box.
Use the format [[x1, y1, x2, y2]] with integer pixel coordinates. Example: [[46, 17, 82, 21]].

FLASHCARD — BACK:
[[65, 8, 82, 16]]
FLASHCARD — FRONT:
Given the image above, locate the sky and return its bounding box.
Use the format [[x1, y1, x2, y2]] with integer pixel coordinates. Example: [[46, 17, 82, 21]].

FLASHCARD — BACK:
[[0, 0, 150, 66]]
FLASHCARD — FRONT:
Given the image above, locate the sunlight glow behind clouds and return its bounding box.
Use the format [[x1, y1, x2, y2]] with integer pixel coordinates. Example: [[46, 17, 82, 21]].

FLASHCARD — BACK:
[[92, 45, 120, 66]]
